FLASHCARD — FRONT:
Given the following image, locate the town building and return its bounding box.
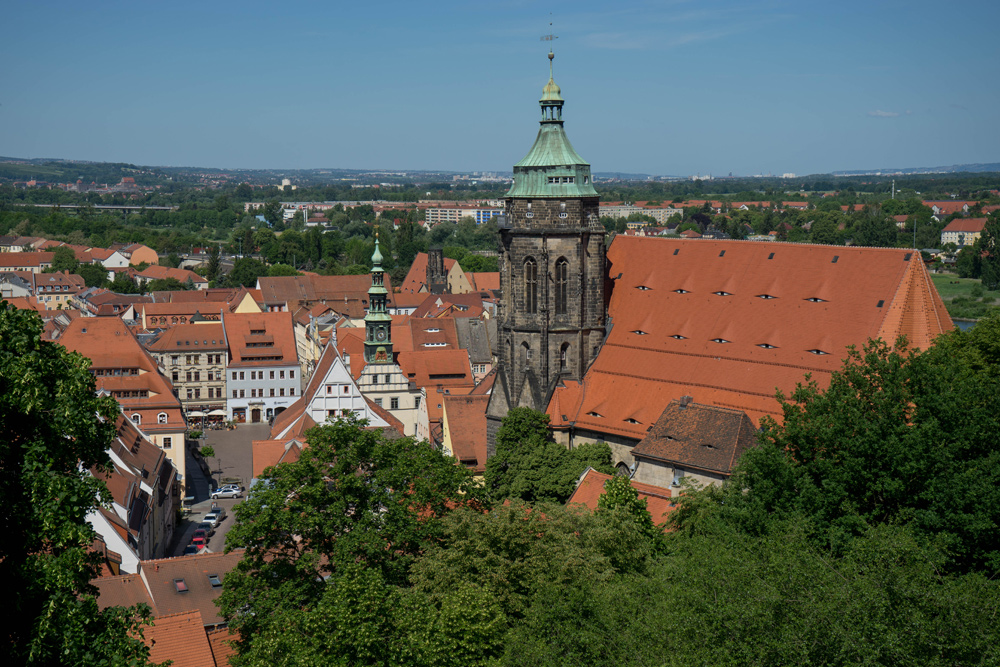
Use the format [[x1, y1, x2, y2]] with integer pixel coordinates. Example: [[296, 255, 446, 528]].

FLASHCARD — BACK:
[[145, 323, 229, 417], [31, 270, 86, 308], [56, 317, 188, 493], [940, 218, 987, 248], [223, 311, 301, 423]]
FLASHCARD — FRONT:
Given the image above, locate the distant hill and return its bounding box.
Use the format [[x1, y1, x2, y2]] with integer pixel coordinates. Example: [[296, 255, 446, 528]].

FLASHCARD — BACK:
[[832, 162, 1000, 176]]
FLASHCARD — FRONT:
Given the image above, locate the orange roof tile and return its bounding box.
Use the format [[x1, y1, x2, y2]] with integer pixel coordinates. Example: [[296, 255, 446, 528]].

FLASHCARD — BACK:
[[941, 217, 987, 233], [443, 394, 489, 472], [567, 468, 676, 526], [547, 238, 953, 437], [399, 252, 459, 293], [144, 611, 215, 667]]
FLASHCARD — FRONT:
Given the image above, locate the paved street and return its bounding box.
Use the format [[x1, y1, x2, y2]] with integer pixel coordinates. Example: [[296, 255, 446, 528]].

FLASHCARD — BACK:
[[165, 423, 270, 557]]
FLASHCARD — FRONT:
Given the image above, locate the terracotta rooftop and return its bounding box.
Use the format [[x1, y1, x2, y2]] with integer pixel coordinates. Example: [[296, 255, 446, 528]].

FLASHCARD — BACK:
[[223, 311, 298, 368], [411, 293, 486, 318], [443, 394, 489, 472], [941, 217, 987, 233], [567, 468, 676, 526], [631, 398, 757, 476], [547, 237, 953, 438], [256, 274, 392, 319], [144, 611, 216, 667], [138, 550, 243, 626]]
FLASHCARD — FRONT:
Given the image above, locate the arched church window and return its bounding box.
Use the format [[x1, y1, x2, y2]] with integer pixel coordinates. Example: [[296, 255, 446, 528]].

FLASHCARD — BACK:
[[524, 257, 538, 314], [554, 257, 568, 314], [521, 341, 532, 367], [560, 342, 569, 370]]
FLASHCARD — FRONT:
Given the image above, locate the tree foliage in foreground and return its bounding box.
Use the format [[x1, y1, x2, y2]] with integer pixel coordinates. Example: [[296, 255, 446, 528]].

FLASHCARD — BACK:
[[484, 407, 614, 503], [1, 303, 154, 666], [219, 326, 1000, 665]]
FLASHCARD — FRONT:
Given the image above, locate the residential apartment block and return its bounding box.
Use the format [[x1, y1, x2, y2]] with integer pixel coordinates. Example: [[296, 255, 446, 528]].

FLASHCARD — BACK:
[[146, 323, 229, 416]]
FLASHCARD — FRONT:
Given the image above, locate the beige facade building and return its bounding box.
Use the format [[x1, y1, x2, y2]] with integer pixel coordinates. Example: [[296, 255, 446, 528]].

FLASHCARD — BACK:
[[146, 323, 229, 418]]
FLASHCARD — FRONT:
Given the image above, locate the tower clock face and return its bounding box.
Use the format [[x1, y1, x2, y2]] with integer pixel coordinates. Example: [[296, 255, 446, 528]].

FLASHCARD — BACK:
[[376, 328, 386, 341]]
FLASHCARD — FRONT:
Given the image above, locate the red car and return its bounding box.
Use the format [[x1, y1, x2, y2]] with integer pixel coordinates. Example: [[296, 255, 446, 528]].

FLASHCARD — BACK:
[[190, 535, 207, 548]]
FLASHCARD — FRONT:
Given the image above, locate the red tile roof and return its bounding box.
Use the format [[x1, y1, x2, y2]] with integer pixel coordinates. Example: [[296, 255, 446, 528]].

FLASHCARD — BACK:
[[223, 311, 298, 368], [567, 468, 676, 526], [547, 237, 953, 438], [443, 394, 489, 472], [631, 399, 757, 475], [144, 611, 216, 667], [942, 218, 987, 233]]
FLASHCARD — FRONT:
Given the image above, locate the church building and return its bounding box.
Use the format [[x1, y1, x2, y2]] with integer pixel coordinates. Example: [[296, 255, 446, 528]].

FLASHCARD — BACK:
[[486, 51, 955, 469]]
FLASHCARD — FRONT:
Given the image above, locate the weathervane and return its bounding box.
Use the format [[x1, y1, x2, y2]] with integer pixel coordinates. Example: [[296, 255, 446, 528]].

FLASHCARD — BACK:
[[540, 15, 558, 42]]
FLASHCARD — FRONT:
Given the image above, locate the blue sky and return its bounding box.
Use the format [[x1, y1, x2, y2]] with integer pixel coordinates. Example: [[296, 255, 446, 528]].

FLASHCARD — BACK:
[[2, 0, 998, 176]]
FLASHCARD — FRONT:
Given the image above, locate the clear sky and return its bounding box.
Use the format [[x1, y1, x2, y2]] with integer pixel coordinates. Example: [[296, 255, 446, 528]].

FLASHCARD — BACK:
[[2, 0, 998, 177]]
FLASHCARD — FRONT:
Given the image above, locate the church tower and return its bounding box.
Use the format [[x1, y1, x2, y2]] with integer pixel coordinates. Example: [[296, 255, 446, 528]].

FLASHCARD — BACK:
[[486, 51, 607, 453], [363, 234, 392, 363]]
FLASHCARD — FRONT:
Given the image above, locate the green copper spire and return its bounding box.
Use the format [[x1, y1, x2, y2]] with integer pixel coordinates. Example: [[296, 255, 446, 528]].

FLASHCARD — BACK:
[[371, 231, 384, 267], [506, 50, 598, 199], [364, 229, 392, 363]]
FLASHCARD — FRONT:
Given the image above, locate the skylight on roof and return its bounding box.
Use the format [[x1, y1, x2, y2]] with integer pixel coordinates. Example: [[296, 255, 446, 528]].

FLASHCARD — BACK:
[[807, 349, 829, 355], [636, 285, 651, 291], [711, 338, 730, 344], [805, 297, 827, 303], [425, 328, 441, 333], [670, 334, 686, 339], [757, 343, 777, 349], [208, 574, 222, 588], [674, 289, 689, 294], [713, 291, 732, 296], [631, 330, 648, 335], [173, 579, 188, 593]]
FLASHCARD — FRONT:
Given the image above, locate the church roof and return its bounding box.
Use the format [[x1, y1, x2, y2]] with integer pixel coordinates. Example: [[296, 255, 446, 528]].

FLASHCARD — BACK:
[[547, 238, 954, 439]]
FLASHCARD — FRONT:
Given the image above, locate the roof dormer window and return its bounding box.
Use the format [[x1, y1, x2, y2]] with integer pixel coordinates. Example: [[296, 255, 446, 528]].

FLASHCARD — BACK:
[[713, 291, 732, 296], [673, 289, 689, 294], [757, 343, 777, 349], [670, 334, 686, 340], [757, 294, 777, 299], [631, 330, 648, 335], [805, 297, 827, 303], [636, 285, 651, 291], [587, 411, 604, 418], [807, 349, 829, 355], [711, 338, 730, 344]]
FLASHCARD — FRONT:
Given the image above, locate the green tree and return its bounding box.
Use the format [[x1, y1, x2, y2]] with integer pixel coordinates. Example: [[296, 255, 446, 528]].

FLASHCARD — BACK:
[[206, 245, 221, 283], [681, 336, 1000, 574], [223, 258, 268, 288], [145, 277, 187, 292], [0, 303, 155, 666], [219, 416, 484, 664], [484, 408, 613, 503], [77, 262, 109, 288], [49, 245, 79, 273]]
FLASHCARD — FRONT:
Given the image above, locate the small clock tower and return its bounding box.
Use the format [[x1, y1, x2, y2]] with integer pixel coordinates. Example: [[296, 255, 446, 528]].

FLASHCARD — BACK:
[[364, 234, 392, 363]]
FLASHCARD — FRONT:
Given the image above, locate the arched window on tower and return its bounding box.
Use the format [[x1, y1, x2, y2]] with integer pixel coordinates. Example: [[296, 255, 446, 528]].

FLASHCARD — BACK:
[[521, 341, 532, 368], [554, 257, 568, 314], [560, 342, 570, 371], [524, 257, 538, 314]]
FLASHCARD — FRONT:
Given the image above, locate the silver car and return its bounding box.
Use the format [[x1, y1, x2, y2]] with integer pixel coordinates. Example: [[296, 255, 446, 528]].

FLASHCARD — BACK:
[[211, 487, 243, 500]]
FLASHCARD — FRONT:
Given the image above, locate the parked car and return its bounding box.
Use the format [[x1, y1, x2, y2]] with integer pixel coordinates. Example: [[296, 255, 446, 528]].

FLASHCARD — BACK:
[[192, 528, 209, 542], [197, 521, 215, 537], [204, 511, 222, 527], [211, 487, 242, 500], [183, 545, 200, 556], [190, 535, 207, 548]]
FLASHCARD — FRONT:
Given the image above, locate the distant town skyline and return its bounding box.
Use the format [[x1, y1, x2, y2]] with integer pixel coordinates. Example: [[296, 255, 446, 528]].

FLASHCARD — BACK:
[[2, 0, 998, 177]]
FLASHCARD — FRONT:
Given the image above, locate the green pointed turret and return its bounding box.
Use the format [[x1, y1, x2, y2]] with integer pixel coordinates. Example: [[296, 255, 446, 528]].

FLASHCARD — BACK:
[[506, 51, 598, 199], [364, 233, 392, 363]]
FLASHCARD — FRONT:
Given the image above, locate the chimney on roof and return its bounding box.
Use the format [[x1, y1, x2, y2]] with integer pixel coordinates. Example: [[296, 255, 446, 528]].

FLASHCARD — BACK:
[[679, 395, 693, 409]]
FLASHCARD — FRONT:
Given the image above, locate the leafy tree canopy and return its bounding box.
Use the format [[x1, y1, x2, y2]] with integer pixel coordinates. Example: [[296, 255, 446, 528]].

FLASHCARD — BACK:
[[0, 303, 154, 666]]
